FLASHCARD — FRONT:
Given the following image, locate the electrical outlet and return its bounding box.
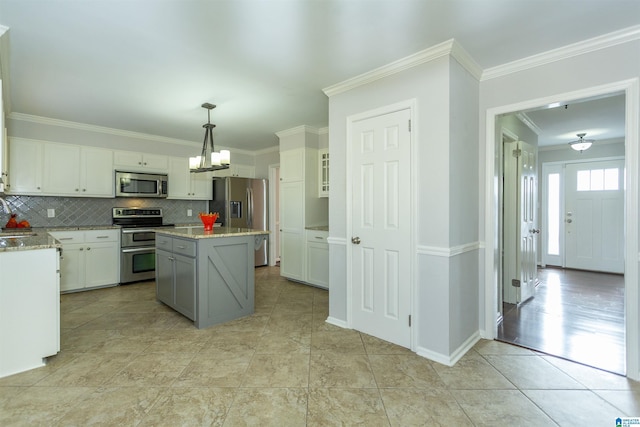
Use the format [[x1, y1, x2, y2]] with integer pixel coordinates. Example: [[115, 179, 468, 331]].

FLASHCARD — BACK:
[[187, 209, 193, 217], [47, 208, 55, 218]]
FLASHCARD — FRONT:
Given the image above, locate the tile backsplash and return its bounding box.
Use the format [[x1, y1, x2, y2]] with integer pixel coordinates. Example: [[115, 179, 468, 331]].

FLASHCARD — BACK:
[[1, 195, 208, 227]]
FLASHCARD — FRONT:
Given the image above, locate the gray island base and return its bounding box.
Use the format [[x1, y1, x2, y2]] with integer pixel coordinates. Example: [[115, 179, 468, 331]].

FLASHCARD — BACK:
[[155, 227, 269, 329]]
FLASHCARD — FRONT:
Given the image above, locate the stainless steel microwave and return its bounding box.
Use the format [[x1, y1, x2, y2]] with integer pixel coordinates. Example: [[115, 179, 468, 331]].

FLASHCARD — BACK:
[[115, 171, 168, 198]]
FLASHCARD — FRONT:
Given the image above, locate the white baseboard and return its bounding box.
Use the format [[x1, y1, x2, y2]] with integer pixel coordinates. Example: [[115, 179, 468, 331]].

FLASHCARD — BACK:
[[325, 316, 348, 329], [416, 331, 481, 366]]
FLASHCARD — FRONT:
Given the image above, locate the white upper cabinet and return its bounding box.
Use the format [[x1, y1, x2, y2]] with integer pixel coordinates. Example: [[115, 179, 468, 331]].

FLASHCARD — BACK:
[[114, 151, 168, 172], [318, 148, 329, 197], [168, 156, 211, 200], [43, 144, 113, 197], [7, 138, 44, 194], [280, 149, 304, 182], [81, 147, 114, 196], [211, 164, 255, 178], [9, 138, 113, 197]]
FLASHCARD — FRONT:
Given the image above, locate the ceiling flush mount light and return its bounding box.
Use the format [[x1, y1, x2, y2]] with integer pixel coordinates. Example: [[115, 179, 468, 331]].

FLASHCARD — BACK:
[[569, 133, 594, 153], [189, 103, 231, 173]]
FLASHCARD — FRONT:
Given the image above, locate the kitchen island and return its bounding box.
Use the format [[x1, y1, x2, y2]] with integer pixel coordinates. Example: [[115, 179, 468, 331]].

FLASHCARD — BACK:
[[155, 227, 269, 329], [0, 231, 61, 378]]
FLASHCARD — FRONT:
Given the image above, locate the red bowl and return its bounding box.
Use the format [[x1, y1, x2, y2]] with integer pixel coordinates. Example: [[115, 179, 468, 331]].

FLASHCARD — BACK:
[[199, 213, 218, 231]]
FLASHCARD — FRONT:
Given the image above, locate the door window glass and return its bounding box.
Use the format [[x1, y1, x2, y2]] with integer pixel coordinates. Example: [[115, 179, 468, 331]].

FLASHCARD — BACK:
[[547, 173, 560, 256], [577, 168, 620, 191]]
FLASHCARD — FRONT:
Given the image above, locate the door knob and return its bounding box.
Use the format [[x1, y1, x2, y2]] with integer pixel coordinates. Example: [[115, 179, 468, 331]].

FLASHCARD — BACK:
[[530, 229, 540, 234], [351, 237, 361, 244], [566, 219, 573, 224]]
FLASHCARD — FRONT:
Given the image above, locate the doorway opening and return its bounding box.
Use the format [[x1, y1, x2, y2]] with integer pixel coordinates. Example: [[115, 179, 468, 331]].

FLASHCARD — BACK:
[[494, 92, 627, 375]]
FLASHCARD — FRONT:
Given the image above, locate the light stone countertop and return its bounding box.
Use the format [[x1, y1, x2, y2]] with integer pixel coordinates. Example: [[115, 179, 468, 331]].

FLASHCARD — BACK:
[[0, 225, 121, 253], [156, 227, 269, 239], [0, 228, 62, 252]]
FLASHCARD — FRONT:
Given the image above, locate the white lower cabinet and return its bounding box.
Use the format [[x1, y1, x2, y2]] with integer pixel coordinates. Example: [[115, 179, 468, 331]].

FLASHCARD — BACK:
[[306, 230, 329, 289], [49, 229, 120, 292], [0, 248, 59, 378]]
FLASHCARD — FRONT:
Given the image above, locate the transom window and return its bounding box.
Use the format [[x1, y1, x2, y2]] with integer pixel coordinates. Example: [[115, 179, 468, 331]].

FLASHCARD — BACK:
[[576, 168, 619, 191]]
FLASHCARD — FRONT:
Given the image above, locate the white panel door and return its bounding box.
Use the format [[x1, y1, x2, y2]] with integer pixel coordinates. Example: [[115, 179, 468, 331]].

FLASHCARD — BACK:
[[518, 142, 538, 303], [503, 141, 538, 304], [351, 108, 411, 348], [565, 160, 624, 273]]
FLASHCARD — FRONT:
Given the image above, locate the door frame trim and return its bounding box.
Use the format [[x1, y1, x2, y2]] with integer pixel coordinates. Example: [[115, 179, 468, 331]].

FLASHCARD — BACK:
[[483, 78, 639, 380], [345, 98, 418, 351], [268, 163, 280, 266]]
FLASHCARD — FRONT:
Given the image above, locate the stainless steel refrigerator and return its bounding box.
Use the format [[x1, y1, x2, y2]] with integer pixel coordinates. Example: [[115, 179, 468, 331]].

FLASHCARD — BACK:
[[209, 177, 269, 266]]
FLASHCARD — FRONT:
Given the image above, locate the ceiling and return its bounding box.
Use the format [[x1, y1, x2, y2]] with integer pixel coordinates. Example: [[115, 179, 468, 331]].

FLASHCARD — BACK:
[[0, 0, 638, 152]]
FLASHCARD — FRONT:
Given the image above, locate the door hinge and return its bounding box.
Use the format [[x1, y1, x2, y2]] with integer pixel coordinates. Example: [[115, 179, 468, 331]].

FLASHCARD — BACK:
[[409, 315, 412, 327], [512, 149, 522, 158], [408, 119, 411, 132], [512, 279, 521, 288]]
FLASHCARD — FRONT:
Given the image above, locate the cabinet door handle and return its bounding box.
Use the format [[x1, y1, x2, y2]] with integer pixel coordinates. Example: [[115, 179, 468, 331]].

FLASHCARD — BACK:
[[315, 237, 324, 240], [58, 237, 73, 241], [96, 236, 109, 239], [176, 245, 186, 249]]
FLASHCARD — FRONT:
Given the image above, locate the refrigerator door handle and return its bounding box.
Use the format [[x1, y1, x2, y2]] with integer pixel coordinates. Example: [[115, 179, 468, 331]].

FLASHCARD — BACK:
[[246, 187, 253, 228]]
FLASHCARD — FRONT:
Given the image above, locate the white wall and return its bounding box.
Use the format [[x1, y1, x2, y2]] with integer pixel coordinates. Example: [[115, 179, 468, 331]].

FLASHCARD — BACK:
[[478, 37, 640, 378], [253, 147, 279, 179]]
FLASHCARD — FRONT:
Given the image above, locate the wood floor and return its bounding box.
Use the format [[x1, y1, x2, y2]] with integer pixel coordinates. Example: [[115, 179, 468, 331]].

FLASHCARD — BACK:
[[498, 267, 625, 374]]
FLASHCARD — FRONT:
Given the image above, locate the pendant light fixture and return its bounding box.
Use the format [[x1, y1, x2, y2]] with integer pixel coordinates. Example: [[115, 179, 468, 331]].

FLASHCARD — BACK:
[[189, 103, 231, 172], [569, 133, 594, 153]]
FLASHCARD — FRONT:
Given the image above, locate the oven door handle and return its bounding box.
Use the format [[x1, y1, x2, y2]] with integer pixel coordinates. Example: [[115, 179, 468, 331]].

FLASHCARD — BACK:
[[122, 229, 157, 234], [121, 247, 156, 253]]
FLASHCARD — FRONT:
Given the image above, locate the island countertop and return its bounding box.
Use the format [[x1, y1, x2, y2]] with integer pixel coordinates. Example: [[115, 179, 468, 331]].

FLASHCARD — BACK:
[[156, 226, 269, 239]]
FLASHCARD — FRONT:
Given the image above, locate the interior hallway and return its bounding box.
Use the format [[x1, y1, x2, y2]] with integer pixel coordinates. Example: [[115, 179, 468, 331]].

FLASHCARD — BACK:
[[498, 267, 625, 374], [0, 266, 638, 426]]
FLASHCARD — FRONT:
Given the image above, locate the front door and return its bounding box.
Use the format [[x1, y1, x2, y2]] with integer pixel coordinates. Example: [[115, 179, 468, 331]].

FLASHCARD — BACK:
[[565, 160, 625, 273], [350, 108, 411, 348]]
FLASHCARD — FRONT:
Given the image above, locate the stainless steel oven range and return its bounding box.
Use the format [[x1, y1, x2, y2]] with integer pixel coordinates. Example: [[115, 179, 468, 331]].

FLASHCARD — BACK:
[[112, 207, 169, 284]]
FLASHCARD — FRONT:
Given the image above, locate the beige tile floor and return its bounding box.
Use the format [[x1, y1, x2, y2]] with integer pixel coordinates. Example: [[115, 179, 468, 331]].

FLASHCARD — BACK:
[[1, 266, 639, 426]]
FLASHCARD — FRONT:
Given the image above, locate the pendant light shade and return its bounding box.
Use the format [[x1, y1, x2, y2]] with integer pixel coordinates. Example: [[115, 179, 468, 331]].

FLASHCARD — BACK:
[[189, 103, 230, 173], [569, 133, 594, 153]]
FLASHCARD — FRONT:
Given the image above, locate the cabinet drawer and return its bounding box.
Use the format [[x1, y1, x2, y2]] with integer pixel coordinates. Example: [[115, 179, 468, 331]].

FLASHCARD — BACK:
[[156, 235, 173, 251], [49, 231, 83, 244], [171, 238, 197, 258], [85, 229, 119, 243], [306, 230, 329, 243]]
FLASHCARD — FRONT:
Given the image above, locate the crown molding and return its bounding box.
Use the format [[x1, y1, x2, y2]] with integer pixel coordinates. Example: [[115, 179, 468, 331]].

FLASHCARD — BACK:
[[275, 124, 322, 138], [323, 39, 482, 97], [9, 112, 200, 147], [482, 25, 640, 81], [515, 112, 542, 136], [9, 112, 276, 156]]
